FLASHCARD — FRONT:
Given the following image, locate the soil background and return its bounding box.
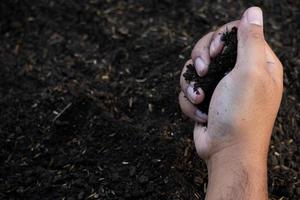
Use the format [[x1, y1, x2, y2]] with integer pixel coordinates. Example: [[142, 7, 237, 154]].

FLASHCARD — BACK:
[[0, 0, 299, 199]]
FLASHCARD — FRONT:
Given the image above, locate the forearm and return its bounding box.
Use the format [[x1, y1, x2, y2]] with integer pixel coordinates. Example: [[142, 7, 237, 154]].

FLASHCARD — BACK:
[[205, 146, 268, 200]]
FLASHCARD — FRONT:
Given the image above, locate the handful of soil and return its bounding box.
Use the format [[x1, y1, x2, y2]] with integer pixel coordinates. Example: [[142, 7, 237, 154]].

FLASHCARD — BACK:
[[183, 27, 238, 113]]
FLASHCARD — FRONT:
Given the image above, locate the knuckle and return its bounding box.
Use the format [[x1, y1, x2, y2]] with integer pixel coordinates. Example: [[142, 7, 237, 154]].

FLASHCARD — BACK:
[[241, 66, 261, 78], [191, 32, 214, 59], [247, 29, 264, 42], [250, 32, 262, 39], [240, 66, 268, 84], [191, 47, 205, 60], [208, 31, 216, 39], [208, 31, 215, 35], [191, 44, 200, 59]]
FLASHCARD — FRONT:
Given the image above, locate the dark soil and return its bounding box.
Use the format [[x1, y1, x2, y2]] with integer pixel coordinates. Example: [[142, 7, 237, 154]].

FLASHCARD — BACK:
[[0, 1, 299, 200], [183, 27, 237, 113]]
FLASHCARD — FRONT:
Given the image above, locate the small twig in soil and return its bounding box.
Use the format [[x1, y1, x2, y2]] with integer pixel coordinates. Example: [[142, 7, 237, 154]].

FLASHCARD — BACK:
[[52, 103, 72, 122]]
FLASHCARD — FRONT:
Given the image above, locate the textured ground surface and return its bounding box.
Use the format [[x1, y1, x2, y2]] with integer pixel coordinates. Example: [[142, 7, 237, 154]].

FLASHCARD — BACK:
[[0, 0, 299, 199]]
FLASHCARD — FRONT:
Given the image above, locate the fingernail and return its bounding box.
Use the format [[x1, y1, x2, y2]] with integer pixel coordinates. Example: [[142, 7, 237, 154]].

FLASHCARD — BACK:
[[246, 7, 263, 26], [196, 110, 208, 120], [195, 57, 206, 76], [187, 85, 198, 101]]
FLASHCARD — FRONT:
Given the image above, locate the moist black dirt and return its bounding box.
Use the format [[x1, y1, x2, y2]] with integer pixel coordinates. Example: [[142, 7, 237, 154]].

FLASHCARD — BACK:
[[183, 27, 238, 113]]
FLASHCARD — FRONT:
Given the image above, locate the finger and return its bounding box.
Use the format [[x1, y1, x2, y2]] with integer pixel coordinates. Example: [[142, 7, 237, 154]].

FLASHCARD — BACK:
[[210, 20, 240, 57], [265, 42, 283, 84], [194, 123, 210, 159], [191, 32, 214, 77], [179, 91, 208, 123], [237, 7, 266, 68], [180, 60, 205, 104]]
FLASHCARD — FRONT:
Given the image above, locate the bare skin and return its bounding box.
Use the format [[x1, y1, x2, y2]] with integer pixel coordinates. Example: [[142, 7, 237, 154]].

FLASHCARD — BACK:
[[179, 7, 283, 200]]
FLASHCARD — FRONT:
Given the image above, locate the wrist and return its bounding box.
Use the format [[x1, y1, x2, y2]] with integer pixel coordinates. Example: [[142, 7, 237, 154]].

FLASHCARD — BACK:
[[205, 144, 268, 200]]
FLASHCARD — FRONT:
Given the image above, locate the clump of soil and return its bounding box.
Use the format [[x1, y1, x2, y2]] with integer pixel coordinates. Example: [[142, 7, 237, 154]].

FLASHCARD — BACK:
[[183, 27, 238, 113]]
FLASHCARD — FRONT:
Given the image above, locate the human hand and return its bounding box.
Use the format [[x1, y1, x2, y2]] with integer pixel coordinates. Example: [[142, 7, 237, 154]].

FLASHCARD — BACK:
[[179, 7, 283, 199]]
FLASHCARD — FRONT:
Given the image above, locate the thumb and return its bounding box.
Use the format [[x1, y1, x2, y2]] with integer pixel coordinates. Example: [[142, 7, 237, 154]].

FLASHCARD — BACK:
[[237, 7, 266, 67]]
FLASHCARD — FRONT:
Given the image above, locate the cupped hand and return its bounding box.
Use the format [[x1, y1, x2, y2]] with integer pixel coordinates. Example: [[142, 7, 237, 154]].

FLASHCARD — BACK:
[[179, 7, 283, 162]]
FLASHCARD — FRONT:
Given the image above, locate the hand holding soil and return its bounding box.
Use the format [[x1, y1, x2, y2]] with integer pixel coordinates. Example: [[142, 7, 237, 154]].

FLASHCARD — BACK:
[[179, 7, 283, 199], [183, 27, 238, 113]]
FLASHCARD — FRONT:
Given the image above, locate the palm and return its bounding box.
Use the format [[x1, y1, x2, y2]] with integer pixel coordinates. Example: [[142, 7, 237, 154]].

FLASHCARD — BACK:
[[193, 74, 234, 159]]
